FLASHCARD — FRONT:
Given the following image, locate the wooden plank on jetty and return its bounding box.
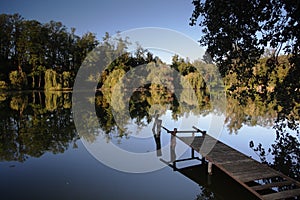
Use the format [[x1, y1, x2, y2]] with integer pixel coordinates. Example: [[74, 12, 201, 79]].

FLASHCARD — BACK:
[[163, 126, 300, 200], [262, 188, 300, 200]]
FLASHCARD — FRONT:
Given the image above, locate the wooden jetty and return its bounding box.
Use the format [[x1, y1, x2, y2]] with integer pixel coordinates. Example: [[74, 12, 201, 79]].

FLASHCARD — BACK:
[[163, 126, 300, 200]]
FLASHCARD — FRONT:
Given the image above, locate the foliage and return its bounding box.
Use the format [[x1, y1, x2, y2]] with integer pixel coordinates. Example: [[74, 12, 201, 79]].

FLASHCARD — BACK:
[[44, 69, 61, 90], [62, 71, 72, 88], [0, 13, 98, 90], [0, 92, 77, 162], [10, 95, 28, 112], [0, 81, 7, 90], [190, 0, 300, 89], [9, 70, 27, 90], [250, 132, 300, 181]]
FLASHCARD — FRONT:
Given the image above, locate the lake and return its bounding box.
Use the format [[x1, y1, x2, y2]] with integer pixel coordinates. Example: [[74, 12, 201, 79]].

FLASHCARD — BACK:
[[0, 90, 299, 200]]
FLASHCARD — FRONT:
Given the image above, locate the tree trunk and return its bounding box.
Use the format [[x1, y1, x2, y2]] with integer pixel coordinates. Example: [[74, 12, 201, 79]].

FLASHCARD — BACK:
[[38, 74, 41, 88], [32, 76, 35, 89]]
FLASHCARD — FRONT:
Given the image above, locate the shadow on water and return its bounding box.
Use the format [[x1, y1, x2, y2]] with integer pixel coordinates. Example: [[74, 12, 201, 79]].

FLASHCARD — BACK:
[[177, 163, 257, 200], [163, 145, 258, 200]]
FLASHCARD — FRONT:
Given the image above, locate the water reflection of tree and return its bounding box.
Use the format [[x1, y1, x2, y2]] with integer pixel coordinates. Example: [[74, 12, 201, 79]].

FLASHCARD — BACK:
[[247, 89, 300, 182], [222, 85, 300, 182], [94, 72, 298, 140], [225, 92, 278, 134], [0, 92, 78, 162], [195, 187, 215, 200], [250, 131, 300, 182], [94, 84, 211, 137]]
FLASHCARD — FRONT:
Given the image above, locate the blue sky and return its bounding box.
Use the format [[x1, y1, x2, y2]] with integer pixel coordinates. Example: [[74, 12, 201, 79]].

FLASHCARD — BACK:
[[0, 0, 201, 41]]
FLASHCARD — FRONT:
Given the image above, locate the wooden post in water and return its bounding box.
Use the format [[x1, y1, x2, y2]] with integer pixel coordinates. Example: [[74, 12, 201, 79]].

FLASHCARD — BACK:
[[208, 162, 213, 175], [157, 119, 162, 135], [191, 148, 195, 158], [152, 115, 162, 157]]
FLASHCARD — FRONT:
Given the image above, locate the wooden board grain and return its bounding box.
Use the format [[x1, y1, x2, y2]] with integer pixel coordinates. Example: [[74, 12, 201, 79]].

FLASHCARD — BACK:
[[175, 134, 300, 200], [262, 188, 300, 200]]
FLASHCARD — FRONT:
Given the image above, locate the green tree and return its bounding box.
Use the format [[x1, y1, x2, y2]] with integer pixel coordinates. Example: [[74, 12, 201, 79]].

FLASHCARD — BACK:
[[74, 32, 99, 72], [10, 14, 24, 68], [0, 14, 14, 71], [190, 0, 300, 83], [44, 69, 61, 90], [62, 71, 72, 88], [9, 69, 27, 90]]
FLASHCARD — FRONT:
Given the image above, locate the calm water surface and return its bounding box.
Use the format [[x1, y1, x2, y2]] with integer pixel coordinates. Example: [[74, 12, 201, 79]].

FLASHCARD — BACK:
[[0, 91, 298, 200]]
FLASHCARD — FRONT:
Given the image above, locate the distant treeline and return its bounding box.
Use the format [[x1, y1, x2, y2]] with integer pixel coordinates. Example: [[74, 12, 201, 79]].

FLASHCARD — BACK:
[[0, 13, 98, 90], [0, 13, 295, 93]]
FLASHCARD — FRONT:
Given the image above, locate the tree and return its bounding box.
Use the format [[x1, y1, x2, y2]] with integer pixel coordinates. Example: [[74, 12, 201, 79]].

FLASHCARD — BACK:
[[9, 69, 27, 90], [44, 69, 61, 90], [250, 132, 300, 181], [190, 0, 300, 83], [75, 32, 99, 73], [62, 71, 72, 88], [0, 13, 101, 90], [44, 21, 67, 70], [0, 14, 14, 67], [10, 14, 24, 68]]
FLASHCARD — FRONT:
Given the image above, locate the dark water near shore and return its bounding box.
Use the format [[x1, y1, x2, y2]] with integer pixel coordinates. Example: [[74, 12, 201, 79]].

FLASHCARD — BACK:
[[0, 91, 298, 200]]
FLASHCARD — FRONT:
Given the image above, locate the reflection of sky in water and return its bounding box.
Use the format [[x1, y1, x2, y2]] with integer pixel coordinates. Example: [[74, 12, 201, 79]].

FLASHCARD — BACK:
[[108, 108, 298, 164], [0, 140, 201, 200], [109, 110, 210, 154], [1, 92, 298, 199], [220, 125, 276, 163]]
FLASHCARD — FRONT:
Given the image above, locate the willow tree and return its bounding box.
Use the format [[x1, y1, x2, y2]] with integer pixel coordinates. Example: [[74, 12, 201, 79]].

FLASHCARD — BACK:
[[44, 69, 61, 90]]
